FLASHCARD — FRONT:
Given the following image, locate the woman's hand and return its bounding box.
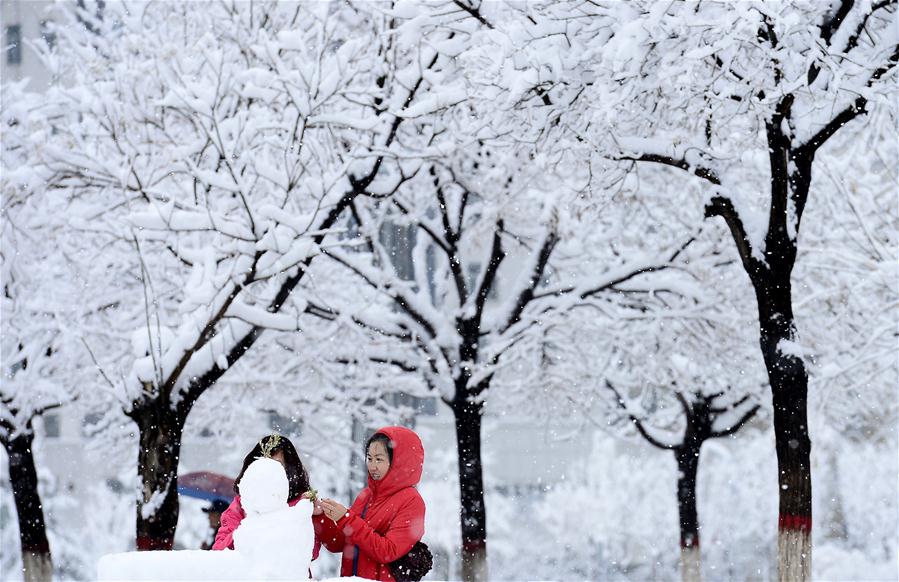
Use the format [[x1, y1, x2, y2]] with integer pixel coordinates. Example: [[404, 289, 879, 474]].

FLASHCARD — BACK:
[[319, 498, 348, 522]]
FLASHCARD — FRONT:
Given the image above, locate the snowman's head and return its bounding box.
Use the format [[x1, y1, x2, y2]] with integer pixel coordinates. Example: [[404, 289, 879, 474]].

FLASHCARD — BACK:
[[238, 457, 289, 515]]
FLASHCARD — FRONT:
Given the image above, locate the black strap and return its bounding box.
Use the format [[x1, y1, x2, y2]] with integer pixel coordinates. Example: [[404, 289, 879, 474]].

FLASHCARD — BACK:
[[351, 501, 370, 576]]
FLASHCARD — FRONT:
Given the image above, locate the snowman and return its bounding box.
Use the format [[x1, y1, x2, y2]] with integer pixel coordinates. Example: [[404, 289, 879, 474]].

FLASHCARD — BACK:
[[98, 457, 315, 581], [233, 457, 315, 580]]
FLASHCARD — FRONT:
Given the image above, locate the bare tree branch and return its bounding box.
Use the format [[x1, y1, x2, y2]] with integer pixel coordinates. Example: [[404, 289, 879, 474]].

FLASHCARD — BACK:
[[472, 220, 505, 325], [501, 224, 559, 333], [336, 355, 419, 374], [675, 391, 692, 418], [302, 299, 413, 342], [807, 0, 856, 87], [709, 393, 750, 414], [163, 249, 264, 404], [710, 404, 761, 438], [800, 43, 899, 155], [606, 381, 679, 450], [323, 248, 439, 340], [391, 197, 452, 255], [845, 0, 897, 53], [617, 153, 721, 186], [704, 196, 761, 280], [452, 0, 494, 29], [435, 182, 469, 303], [820, 0, 856, 45]]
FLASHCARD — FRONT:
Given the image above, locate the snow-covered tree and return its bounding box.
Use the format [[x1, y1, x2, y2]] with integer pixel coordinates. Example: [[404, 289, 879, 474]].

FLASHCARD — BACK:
[[590, 4, 897, 577], [26, 0, 456, 550], [440, 2, 896, 577], [512, 207, 768, 582], [470, 1, 897, 578], [301, 129, 709, 579], [3, 3, 893, 580], [1, 78, 75, 582]]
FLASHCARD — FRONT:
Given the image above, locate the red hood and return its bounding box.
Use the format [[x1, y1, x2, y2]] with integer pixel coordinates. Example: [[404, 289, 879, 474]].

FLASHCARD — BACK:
[[367, 426, 424, 499]]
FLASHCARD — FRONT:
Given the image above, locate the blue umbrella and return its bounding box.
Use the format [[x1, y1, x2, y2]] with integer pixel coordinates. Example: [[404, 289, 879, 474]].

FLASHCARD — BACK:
[[178, 471, 235, 504]]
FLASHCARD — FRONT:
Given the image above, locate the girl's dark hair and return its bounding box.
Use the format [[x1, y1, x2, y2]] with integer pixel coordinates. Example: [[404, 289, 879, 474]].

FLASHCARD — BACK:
[[235, 434, 310, 500], [365, 432, 394, 465]]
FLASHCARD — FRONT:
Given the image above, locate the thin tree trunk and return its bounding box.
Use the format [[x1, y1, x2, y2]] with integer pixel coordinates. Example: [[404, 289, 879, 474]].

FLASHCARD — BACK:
[[451, 395, 488, 582], [823, 449, 848, 542], [133, 406, 184, 551], [675, 446, 702, 582], [4, 427, 53, 581], [755, 276, 812, 582]]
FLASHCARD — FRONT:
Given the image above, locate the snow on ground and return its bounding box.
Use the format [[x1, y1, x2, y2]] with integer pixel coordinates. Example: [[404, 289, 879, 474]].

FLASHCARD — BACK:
[[98, 550, 250, 581], [813, 546, 898, 582], [98, 547, 371, 582]]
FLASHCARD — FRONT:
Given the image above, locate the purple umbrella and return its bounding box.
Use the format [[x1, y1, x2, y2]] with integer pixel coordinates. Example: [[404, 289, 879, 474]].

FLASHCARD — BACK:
[[178, 471, 235, 504]]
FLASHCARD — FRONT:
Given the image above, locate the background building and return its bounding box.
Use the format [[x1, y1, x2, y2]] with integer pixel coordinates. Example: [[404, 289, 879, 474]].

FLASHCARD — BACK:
[[2, 1, 57, 91]]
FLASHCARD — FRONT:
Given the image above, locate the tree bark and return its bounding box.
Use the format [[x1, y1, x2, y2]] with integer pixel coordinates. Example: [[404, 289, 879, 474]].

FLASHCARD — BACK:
[[451, 394, 488, 582], [132, 405, 184, 551], [3, 426, 53, 581], [675, 445, 702, 582], [754, 274, 812, 582]]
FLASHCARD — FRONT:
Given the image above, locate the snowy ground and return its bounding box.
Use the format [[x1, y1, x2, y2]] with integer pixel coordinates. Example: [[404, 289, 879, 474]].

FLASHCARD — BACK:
[[2, 427, 896, 581]]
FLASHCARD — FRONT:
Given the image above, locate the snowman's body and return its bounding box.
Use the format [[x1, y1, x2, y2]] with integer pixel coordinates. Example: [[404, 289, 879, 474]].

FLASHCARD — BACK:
[[233, 458, 314, 579]]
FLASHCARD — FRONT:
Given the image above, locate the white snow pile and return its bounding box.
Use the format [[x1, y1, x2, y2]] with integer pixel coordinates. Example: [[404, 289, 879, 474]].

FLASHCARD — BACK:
[[98, 458, 318, 581]]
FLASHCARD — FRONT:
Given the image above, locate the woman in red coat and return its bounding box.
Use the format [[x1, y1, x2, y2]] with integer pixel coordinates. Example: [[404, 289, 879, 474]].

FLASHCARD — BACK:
[[212, 434, 321, 562], [316, 426, 426, 582]]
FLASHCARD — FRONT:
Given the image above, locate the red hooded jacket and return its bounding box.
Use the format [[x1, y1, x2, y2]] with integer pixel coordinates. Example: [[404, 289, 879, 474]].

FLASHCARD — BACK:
[[314, 426, 426, 582]]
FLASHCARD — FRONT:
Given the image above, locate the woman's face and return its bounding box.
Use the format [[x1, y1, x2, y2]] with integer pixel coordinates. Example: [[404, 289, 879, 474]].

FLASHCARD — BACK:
[[271, 450, 286, 469], [366, 441, 390, 481]]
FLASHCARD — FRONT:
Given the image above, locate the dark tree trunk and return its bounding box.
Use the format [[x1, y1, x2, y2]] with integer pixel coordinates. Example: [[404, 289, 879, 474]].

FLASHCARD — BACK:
[[451, 393, 488, 582], [717, 116, 814, 581], [675, 445, 701, 550], [132, 405, 184, 551], [675, 442, 702, 582], [3, 426, 53, 581], [753, 273, 812, 581]]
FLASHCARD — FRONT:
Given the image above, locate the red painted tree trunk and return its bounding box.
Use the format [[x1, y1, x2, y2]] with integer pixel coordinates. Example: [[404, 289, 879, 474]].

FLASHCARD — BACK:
[[754, 275, 812, 581]]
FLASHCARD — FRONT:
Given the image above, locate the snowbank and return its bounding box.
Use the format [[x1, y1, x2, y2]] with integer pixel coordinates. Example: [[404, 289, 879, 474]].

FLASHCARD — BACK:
[[97, 549, 370, 582], [98, 550, 249, 581]]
